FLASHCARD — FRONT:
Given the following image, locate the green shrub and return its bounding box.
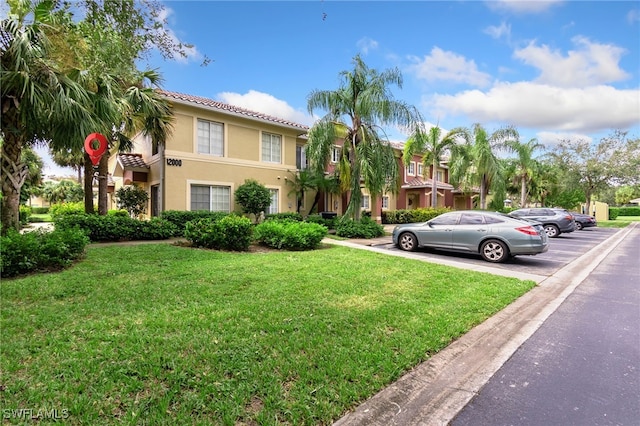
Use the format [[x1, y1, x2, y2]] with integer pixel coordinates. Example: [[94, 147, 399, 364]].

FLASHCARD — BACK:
[[184, 215, 252, 251], [161, 210, 229, 236], [107, 209, 129, 217], [609, 207, 619, 220], [1, 228, 89, 278], [265, 212, 303, 222], [615, 206, 640, 216], [305, 214, 337, 230], [49, 202, 86, 220], [336, 217, 385, 238], [31, 207, 50, 214], [382, 207, 450, 224], [54, 213, 175, 242], [254, 220, 328, 250], [19, 205, 31, 226]]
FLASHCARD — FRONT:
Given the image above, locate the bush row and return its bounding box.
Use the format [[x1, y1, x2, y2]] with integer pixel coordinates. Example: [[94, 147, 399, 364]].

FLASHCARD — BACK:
[[609, 206, 640, 219], [184, 215, 253, 251], [335, 217, 385, 238], [55, 213, 176, 242], [160, 210, 230, 236], [382, 207, 451, 224], [254, 219, 327, 250], [1, 228, 89, 278]]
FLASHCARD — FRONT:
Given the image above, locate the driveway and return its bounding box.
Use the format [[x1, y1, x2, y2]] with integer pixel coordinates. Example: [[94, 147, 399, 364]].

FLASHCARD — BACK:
[[367, 227, 619, 278]]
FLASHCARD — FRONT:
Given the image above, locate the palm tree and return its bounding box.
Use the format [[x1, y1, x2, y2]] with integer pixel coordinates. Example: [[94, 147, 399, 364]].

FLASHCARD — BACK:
[[503, 138, 544, 207], [286, 169, 318, 214], [306, 55, 421, 220], [1, 1, 96, 233], [452, 124, 519, 210], [403, 125, 466, 208]]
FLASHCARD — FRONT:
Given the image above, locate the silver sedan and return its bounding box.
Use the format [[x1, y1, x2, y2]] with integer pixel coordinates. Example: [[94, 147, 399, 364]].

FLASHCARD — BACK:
[[392, 210, 549, 263]]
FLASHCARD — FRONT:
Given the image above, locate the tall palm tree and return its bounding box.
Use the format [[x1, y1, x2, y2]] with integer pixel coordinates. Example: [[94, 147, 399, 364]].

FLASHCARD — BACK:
[[403, 125, 466, 208], [306, 55, 421, 220], [1, 1, 96, 233], [452, 124, 519, 210], [503, 138, 544, 207]]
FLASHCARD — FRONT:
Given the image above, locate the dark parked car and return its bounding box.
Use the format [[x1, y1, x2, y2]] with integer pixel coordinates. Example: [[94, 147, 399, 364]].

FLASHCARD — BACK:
[[392, 210, 549, 263], [509, 208, 576, 238], [571, 212, 597, 230]]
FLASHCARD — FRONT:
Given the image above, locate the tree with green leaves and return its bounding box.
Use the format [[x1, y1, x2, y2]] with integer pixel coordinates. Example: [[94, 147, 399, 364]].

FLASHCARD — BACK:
[[235, 179, 271, 222], [450, 124, 519, 210], [547, 130, 639, 210], [403, 125, 466, 208], [41, 179, 84, 204], [306, 55, 421, 220], [502, 137, 544, 208], [115, 184, 149, 218]]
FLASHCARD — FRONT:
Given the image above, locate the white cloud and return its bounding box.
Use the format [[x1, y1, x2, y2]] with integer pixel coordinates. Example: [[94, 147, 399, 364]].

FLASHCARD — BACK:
[[484, 21, 511, 40], [428, 82, 640, 133], [486, 0, 564, 14], [216, 90, 314, 126], [628, 9, 640, 24], [357, 37, 379, 55], [408, 47, 492, 87], [536, 131, 592, 148], [514, 36, 630, 87]]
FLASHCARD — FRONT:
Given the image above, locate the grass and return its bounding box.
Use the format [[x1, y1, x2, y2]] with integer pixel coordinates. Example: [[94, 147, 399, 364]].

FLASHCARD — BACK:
[[1, 243, 535, 425], [598, 216, 640, 228], [27, 213, 52, 223]]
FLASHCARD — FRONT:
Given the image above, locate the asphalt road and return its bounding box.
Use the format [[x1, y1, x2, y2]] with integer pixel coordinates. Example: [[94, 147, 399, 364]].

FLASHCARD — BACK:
[[378, 227, 620, 277], [450, 224, 640, 425]]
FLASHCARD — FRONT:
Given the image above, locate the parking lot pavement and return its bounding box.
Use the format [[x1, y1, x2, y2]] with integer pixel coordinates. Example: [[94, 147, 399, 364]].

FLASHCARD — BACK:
[[369, 227, 619, 279]]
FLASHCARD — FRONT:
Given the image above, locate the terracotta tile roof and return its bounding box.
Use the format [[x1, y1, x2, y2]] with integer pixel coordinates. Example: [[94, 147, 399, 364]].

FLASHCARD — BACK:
[[118, 153, 149, 169], [158, 90, 310, 131]]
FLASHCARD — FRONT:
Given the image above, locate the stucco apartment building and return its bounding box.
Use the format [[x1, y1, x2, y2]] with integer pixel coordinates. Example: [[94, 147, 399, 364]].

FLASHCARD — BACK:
[[108, 90, 474, 219]]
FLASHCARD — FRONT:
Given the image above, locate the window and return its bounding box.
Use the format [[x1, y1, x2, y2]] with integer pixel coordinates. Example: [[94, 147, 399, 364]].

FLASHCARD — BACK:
[[361, 195, 370, 210], [430, 213, 460, 226], [417, 163, 423, 177], [296, 145, 307, 170], [460, 213, 485, 225], [262, 133, 281, 163], [267, 189, 279, 215], [407, 162, 416, 176], [331, 146, 342, 163], [382, 196, 389, 209], [190, 185, 230, 212], [436, 171, 444, 182], [197, 119, 224, 156]]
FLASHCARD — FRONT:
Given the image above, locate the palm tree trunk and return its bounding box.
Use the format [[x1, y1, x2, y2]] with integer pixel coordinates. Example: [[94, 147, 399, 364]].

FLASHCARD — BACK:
[[0, 134, 28, 234], [98, 154, 108, 215], [480, 176, 487, 210], [83, 154, 95, 214], [520, 177, 527, 207], [431, 158, 438, 207]]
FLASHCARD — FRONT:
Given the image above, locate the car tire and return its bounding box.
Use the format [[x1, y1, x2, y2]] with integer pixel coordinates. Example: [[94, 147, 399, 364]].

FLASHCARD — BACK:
[[575, 222, 583, 231], [544, 224, 560, 238], [397, 232, 418, 252], [480, 239, 508, 263]]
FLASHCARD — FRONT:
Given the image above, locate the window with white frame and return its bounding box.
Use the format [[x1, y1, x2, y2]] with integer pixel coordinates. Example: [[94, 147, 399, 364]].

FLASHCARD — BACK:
[[361, 195, 370, 210], [262, 133, 282, 163], [296, 145, 307, 170], [407, 161, 416, 176], [190, 185, 230, 212], [382, 196, 389, 209], [417, 163, 423, 177], [437, 170, 444, 182], [331, 146, 342, 163], [267, 189, 279, 214], [197, 119, 224, 156]]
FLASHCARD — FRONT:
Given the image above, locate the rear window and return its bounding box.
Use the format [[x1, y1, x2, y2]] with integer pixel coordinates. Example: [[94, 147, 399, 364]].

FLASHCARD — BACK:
[[484, 215, 504, 224]]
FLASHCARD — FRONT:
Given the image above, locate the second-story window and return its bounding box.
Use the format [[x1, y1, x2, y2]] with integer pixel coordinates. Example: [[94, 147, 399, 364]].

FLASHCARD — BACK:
[[407, 162, 416, 176], [296, 145, 307, 170], [417, 163, 423, 177], [437, 171, 444, 182], [262, 133, 281, 163], [331, 146, 342, 163], [197, 119, 224, 156]]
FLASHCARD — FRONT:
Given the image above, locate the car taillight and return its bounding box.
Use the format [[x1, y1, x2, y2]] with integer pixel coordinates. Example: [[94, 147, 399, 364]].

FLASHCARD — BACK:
[[516, 226, 539, 236]]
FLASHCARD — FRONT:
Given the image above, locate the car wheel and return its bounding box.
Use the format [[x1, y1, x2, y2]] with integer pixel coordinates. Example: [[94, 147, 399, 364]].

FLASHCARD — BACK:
[[544, 224, 560, 238], [480, 239, 508, 263], [397, 232, 418, 251], [575, 222, 583, 231]]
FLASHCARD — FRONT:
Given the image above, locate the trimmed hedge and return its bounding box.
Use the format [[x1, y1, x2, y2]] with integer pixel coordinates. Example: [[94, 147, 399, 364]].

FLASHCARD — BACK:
[[382, 207, 451, 224], [19, 205, 31, 226], [254, 220, 328, 250], [610, 206, 640, 219], [161, 210, 229, 236], [1, 228, 89, 278], [265, 212, 303, 222], [336, 217, 385, 239], [305, 214, 337, 230], [54, 213, 176, 242], [184, 215, 253, 251]]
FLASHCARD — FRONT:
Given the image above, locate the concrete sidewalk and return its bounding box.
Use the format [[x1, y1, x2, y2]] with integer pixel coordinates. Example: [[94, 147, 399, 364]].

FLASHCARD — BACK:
[[328, 223, 636, 426]]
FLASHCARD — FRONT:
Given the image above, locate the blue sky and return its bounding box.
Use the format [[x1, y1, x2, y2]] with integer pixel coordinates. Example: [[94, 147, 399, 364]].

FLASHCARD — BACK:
[[40, 0, 640, 175]]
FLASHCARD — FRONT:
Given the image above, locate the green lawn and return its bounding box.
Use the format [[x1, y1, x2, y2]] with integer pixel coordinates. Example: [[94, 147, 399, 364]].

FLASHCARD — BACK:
[[598, 216, 640, 228], [1, 243, 535, 425]]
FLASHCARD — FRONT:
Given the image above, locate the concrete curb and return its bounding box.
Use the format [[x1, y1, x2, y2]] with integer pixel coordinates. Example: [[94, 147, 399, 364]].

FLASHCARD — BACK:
[[329, 224, 635, 425]]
